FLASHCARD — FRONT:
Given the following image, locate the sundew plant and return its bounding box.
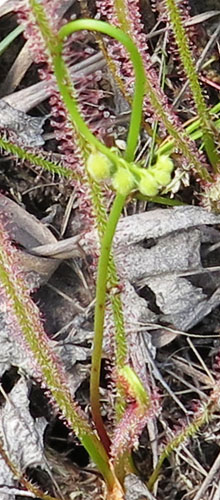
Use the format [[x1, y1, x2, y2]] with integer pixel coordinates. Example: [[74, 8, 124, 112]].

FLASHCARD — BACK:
[[0, 0, 220, 499]]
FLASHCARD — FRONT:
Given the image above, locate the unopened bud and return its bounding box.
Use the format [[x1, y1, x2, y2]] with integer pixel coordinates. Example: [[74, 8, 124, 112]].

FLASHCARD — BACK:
[[139, 171, 159, 197], [112, 167, 135, 195], [87, 151, 112, 181]]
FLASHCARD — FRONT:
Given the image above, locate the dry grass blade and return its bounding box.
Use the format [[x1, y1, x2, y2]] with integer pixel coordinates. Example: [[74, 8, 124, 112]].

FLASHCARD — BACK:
[[192, 451, 220, 500]]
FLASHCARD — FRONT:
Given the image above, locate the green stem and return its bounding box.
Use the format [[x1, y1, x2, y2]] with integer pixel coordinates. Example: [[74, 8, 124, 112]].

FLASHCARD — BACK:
[[55, 19, 146, 164], [90, 193, 126, 451], [165, 0, 220, 171], [28, 1, 146, 455], [186, 102, 220, 136], [53, 19, 146, 445], [156, 101, 220, 163]]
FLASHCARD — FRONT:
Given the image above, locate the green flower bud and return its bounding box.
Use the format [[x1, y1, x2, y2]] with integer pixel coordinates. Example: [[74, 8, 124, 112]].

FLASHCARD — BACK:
[[112, 167, 135, 195], [139, 171, 159, 197], [153, 169, 171, 186], [155, 155, 174, 173], [87, 151, 112, 181]]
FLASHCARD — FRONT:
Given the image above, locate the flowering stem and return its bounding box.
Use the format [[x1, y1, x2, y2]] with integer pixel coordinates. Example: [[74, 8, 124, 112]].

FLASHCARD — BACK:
[[54, 18, 146, 448], [26, 0, 146, 458], [56, 19, 146, 163], [90, 193, 126, 451]]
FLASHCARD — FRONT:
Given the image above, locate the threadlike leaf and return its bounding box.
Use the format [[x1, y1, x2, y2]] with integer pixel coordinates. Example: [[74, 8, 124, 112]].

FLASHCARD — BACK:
[[0, 136, 77, 179], [0, 220, 115, 490], [165, 0, 220, 171]]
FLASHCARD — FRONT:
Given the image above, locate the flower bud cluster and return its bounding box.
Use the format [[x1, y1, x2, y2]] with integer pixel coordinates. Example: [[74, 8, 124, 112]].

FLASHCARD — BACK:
[[87, 149, 174, 197]]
